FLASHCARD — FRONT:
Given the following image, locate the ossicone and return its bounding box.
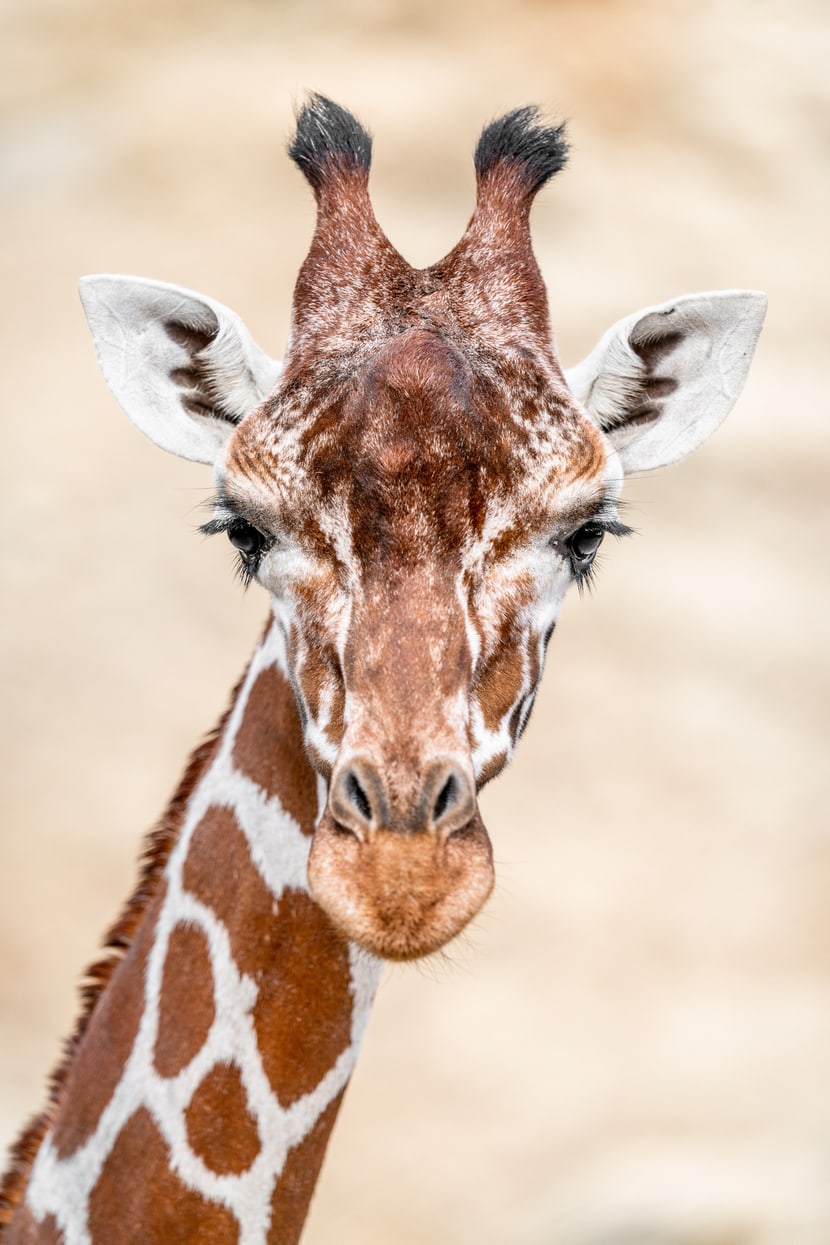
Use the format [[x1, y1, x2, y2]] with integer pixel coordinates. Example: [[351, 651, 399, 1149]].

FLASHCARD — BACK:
[[474, 106, 569, 206], [288, 93, 373, 197]]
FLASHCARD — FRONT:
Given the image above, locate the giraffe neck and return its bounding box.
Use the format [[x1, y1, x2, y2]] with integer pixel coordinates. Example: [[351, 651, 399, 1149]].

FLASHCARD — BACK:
[[3, 619, 381, 1245]]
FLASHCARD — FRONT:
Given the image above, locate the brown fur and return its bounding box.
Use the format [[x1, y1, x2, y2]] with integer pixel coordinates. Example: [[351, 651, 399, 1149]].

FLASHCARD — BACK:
[[4, 1208, 64, 1245], [252, 891, 353, 1105], [154, 922, 216, 1078], [185, 1062, 261, 1176], [476, 638, 528, 734], [232, 665, 318, 833], [87, 1108, 239, 1244], [182, 806, 273, 964]]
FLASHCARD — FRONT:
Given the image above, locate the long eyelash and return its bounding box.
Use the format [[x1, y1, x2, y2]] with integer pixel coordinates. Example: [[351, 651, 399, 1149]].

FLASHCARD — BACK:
[[601, 518, 635, 540], [233, 556, 259, 590], [198, 501, 262, 590], [572, 517, 635, 596], [198, 490, 237, 537], [572, 562, 597, 595], [199, 515, 232, 537]]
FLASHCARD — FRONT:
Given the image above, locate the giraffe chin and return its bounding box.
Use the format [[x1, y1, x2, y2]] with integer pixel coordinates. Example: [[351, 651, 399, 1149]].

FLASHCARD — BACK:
[[307, 812, 495, 961]]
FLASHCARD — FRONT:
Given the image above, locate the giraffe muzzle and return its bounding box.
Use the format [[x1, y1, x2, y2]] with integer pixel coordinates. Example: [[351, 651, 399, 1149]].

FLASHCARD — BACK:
[[307, 755, 494, 959]]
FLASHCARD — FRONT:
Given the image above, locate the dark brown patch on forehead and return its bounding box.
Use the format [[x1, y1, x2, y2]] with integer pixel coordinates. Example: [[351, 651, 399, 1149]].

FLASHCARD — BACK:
[[230, 316, 605, 578], [232, 664, 318, 835], [185, 1062, 261, 1176], [253, 890, 352, 1107], [4, 1207, 65, 1245], [88, 1108, 238, 1245], [267, 1091, 344, 1245], [298, 332, 516, 566], [51, 885, 164, 1160], [181, 809, 353, 1108], [154, 922, 215, 1079]]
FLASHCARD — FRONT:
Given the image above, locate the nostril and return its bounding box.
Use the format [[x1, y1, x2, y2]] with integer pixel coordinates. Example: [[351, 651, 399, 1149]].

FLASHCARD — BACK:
[[329, 759, 385, 840], [432, 775, 456, 822], [426, 762, 476, 836], [346, 770, 372, 823]]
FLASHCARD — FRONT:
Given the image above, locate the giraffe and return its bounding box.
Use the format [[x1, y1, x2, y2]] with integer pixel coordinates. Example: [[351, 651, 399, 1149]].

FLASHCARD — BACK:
[[1, 96, 766, 1244]]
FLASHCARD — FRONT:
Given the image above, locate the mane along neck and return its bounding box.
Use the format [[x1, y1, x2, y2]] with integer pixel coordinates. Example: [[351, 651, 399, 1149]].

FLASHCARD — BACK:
[[1, 618, 381, 1245]]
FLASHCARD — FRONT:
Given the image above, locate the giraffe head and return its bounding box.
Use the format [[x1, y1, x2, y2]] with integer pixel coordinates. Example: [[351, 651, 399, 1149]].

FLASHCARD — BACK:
[[80, 96, 765, 960]]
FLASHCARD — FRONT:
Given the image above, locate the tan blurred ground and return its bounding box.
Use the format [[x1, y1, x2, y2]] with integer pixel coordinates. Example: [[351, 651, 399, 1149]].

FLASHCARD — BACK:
[[1, 0, 828, 1241]]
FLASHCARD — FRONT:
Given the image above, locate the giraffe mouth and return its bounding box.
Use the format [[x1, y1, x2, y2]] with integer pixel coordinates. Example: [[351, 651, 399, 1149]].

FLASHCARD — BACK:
[[306, 810, 495, 960]]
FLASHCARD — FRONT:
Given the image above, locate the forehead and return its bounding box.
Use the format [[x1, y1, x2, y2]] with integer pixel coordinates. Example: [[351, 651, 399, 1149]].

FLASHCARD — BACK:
[[224, 329, 607, 565]]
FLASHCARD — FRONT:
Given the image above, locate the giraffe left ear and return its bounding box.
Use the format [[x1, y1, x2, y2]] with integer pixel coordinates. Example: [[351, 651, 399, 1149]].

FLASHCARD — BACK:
[[565, 290, 767, 474], [79, 275, 282, 465]]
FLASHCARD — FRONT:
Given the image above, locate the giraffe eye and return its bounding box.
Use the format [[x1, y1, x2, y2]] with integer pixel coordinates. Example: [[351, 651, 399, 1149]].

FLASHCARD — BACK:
[[228, 520, 266, 558], [567, 523, 604, 572]]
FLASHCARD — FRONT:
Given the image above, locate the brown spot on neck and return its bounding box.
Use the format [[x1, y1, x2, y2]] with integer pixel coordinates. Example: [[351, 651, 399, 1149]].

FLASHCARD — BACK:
[[185, 1063, 261, 1176], [154, 922, 215, 1079], [232, 664, 318, 834], [88, 1109, 238, 1244], [252, 891, 353, 1106]]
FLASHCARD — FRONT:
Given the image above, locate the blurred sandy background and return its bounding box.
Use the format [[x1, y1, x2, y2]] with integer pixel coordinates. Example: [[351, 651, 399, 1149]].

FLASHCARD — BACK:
[[1, 0, 828, 1241]]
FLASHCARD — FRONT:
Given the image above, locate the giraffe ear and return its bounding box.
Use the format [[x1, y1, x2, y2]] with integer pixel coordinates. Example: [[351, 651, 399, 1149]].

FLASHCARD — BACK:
[[564, 290, 767, 474], [79, 275, 282, 465]]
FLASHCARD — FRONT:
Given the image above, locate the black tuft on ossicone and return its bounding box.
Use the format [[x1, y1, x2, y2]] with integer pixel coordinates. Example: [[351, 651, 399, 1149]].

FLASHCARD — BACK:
[[474, 106, 569, 195], [289, 93, 373, 191]]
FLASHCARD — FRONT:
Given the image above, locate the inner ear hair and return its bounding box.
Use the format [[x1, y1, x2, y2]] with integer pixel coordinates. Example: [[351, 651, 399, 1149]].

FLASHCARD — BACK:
[[163, 316, 240, 425], [628, 318, 683, 371], [593, 315, 687, 433], [623, 318, 685, 427], [163, 312, 258, 427]]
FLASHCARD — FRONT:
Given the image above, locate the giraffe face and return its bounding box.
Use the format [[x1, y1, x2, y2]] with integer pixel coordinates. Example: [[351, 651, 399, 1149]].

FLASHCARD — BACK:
[[79, 98, 766, 959], [216, 327, 615, 959]]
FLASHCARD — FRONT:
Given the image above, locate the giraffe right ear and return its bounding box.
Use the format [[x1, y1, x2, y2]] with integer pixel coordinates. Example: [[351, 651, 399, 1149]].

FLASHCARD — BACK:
[[564, 290, 766, 474], [79, 275, 282, 465]]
